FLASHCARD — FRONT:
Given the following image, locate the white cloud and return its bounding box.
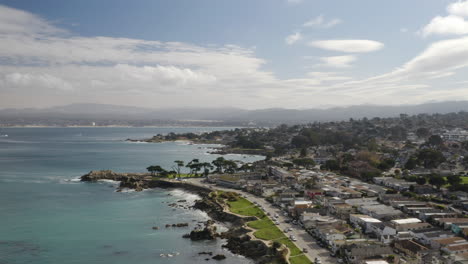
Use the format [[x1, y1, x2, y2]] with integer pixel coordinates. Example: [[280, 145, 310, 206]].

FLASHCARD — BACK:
[[0, 5, 65, 36], [1, 4, 468, 109], [448, 0, 468, 17], [303, 15, 342, 28], [114, 64, 216, 86], [308, 39, 384, 53], [318, 55, 356, 68], [2, 72, 73, 91], [421, 15, 468, 36], [285, 31, 302, 45]]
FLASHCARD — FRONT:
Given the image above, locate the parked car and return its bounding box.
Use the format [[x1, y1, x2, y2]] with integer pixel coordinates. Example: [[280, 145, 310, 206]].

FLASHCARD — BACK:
[[303, 248, 308, 253]]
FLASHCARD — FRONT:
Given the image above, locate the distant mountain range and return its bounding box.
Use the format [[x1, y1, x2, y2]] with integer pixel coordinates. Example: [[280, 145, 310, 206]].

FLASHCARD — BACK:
[[2, 101, 468, 125]]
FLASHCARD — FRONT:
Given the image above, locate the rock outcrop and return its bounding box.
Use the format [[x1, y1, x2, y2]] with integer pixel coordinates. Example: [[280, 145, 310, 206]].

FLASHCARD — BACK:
[[184, 220, 217, 241]]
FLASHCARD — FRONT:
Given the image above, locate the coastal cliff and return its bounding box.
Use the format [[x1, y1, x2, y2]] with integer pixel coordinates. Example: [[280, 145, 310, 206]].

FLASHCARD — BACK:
[[80, 170, 287, 264]]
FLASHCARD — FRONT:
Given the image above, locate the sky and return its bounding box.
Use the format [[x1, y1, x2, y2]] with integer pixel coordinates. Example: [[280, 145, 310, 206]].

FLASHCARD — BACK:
[[1, 0, 468, 110]]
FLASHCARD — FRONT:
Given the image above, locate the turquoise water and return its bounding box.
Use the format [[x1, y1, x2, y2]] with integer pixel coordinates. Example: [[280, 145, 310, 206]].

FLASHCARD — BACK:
[[0, 127, 260, 264]]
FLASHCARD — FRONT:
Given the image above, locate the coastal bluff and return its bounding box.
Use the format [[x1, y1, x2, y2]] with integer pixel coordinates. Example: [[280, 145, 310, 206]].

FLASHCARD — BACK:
[[80, 170, 212, 193]]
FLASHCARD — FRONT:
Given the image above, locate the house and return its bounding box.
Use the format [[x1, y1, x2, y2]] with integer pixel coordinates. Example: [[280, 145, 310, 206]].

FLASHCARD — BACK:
[[289, 200, 313, 217], [411, 228, 455, 245], [433, 218, 468, 230], [442, 243, 468, 255], [350, 214, 382, 233], [394, 239, 431, 262], [431, 236, 468, 250], [269, 166, 293, 183], [329, 203, 355, 219], [345, 197, 380, 207], [389, 218, 433, 232], [452, 223, 468, 236], [367, 223, 397, 244], [419, 210, 458, 221], [359, 204, 403, 220], [342, 242, 393, 264]]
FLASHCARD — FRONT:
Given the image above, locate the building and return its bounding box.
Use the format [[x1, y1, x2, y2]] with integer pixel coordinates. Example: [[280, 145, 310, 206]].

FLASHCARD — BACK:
[[342, 243, 393, 264], [359, 204, 403, 220]]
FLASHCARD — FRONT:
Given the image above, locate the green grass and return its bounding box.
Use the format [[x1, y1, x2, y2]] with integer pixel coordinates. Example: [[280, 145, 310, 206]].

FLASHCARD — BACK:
[[223, 195, 310, 263], [248, 219, 284, 240], [289, 254, 313, 264], [277, 238, 302, 256], [226, 197, 265, 218], [442, 176, 468, 187]]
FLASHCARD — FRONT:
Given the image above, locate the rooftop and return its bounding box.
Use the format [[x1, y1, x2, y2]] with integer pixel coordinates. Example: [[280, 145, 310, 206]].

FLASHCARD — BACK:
[[391, 218, 422, 225]]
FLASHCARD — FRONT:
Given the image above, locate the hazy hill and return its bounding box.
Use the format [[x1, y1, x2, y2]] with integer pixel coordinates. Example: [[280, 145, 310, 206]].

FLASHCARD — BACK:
[[2, 101, 468, 125]]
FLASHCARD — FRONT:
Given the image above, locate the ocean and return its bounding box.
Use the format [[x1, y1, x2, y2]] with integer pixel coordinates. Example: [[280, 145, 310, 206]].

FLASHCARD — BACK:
[[0, 127, 261, 264]]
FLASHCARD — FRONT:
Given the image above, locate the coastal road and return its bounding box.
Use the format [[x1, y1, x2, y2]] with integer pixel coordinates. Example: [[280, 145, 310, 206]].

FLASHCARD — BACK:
[[185, 179, 335, 264]]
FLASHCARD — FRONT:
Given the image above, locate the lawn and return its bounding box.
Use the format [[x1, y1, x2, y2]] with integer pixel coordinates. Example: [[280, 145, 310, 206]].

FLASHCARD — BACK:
[[226, 197, 265, 218], [248, 219, 284, 240], [289, 254, 313, 264], [277, 237, 303, 257], [442, 176, 468, 187], [223, 194, 311, 263]]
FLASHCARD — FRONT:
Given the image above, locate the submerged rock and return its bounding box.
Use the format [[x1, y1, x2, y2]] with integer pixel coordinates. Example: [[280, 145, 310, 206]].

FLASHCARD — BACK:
[[212, 254, 226, 260]]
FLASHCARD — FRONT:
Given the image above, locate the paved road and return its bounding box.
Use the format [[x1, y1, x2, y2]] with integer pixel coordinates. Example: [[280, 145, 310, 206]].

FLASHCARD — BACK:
[[186, 179, 335, 264]]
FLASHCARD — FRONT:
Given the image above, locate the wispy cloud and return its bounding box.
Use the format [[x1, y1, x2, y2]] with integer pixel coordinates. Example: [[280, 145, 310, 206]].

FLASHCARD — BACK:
[[308, 39, 384, 53], [303, 15, 342, 28], [285, 31, 302, 45], [1, 4, 468, 109]]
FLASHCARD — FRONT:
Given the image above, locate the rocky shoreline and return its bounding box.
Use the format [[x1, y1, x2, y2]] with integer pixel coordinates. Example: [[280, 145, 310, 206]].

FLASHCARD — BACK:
[[125, 137, 269, 156], [80, 170, 287, 264]]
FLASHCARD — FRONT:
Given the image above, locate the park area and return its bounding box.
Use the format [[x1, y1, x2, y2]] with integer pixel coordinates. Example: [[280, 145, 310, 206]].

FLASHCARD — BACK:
[[224, 194, 312, 264]]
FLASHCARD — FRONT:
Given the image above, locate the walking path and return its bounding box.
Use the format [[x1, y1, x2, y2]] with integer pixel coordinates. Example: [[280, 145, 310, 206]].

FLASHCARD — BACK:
[[185, 178, 335, 264]]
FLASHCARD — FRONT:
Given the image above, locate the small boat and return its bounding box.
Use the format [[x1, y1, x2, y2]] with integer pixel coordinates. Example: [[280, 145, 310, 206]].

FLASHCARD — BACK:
[[167, 254, 174, 257], [0, 134, 8, 137], [160, 254, 166, 257]]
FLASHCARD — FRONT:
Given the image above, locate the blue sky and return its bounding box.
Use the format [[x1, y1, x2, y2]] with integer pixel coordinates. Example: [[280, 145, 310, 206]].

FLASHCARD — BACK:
[[1, 0, 468, 109]]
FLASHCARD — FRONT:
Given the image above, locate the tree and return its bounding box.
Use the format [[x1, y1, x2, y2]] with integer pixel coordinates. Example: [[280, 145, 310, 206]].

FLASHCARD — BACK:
[[416, 177, 427, 185], [186, 159, 201, 176], [147, 165, 166, 177], [416, 128, 430, 139], [291, 135, 311, 148], [300, 147, 308, 157], [447, 175, 462, 186], [404, 157, 418, 170], [378, 158, 396, 171], [146, 165, 157, 176], [200, 162, 214, 177], [428, 174, 446, 189], [292, 158, 316, 169], [212, 157, 226, 173], [224, 160, 238, 174], [172, 160, 184, 177], [427, 135, 443, 147], [417, 149, 446, 169], [324, 159, 340, 171]]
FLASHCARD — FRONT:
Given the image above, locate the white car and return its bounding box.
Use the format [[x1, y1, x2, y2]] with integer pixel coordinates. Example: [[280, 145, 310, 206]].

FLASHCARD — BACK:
[[289, 235, 297, 241]]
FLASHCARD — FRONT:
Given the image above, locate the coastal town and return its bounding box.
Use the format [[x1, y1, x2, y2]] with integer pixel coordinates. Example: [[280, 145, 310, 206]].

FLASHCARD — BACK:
[[82, 111, 468, 264]]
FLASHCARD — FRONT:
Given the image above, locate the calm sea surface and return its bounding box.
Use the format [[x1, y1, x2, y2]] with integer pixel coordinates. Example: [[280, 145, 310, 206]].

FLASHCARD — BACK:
[[0, 127, 261, 264]]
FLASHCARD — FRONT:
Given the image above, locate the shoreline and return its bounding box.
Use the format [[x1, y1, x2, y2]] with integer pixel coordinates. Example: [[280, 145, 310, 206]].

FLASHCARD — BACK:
[[80, 170, 287, 264]]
